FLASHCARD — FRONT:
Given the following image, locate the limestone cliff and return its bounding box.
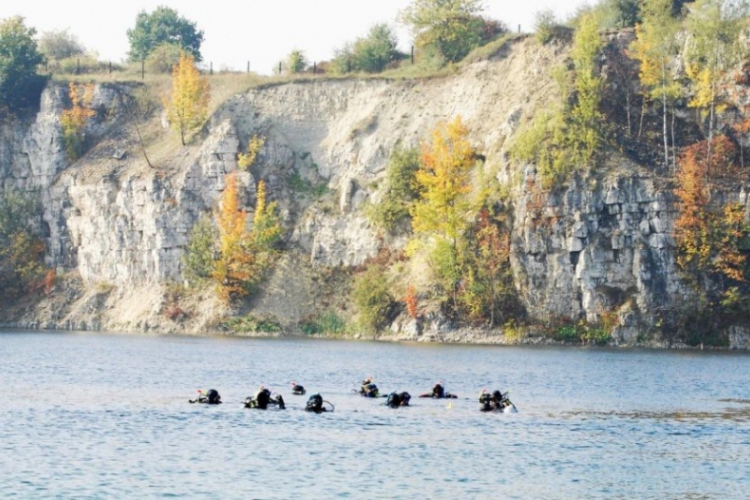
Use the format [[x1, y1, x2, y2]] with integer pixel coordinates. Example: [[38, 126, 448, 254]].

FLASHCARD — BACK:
[[1, 36, 748, 348]]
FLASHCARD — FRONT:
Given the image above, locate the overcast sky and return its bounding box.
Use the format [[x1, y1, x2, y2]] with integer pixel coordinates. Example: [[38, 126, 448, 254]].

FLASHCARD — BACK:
[[1, 0, 588, 74]]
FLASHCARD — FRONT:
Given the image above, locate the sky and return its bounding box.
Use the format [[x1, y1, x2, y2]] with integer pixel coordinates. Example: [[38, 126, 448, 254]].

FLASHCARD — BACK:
[[1, 0, 588, 74]]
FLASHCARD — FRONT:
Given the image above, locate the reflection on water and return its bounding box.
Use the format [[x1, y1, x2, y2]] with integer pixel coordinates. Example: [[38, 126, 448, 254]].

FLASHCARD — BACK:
[[563, 403, 750, 422], [0, 332, 749, 499]]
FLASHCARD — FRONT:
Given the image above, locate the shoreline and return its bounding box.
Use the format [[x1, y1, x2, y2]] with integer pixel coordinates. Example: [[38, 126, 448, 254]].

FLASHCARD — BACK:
[[2, 321, 747, 351]]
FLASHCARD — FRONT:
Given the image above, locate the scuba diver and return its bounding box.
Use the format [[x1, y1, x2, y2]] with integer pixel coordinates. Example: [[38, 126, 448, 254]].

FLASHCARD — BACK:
[[419, 382, 458, 399], [386, 391, 411, 408], [359, 377, 380, 398], [244, 385, 285, 410], [291, 382, 306, 395], [478, 389, 516, 413], [190, 389, 222, 405], [305, 393, 335, 413]]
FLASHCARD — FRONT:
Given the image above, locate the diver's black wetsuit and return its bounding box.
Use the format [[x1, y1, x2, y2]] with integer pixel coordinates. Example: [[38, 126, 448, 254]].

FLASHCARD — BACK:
[[386, 392, 411, 408], [420, 384, 458, 399], [190, 389, 222, 404], [305, 394, 327, 413]]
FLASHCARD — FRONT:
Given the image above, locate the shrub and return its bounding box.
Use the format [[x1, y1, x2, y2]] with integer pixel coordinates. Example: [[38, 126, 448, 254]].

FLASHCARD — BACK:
[[366, 147, 420, 233], [60, 83, 95, 160], [352, 263, 396, 333], [222, 315, 282, 333], [534, 9, 561, 45], [0, 191, 47, 302], [299, 310, 347, 335], [183, 213, 216, 285], [553, 323, 581, 342]]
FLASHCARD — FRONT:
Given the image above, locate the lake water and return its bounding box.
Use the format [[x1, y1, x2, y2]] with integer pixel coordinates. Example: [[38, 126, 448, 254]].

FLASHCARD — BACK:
[[1, 331, 748, 499]]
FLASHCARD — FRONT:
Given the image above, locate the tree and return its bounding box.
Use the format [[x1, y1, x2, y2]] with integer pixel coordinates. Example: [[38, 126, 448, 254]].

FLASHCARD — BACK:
[[165, 53, 209, 146], [38, 29, 85, 62], [210, 173, 282, 303], [685, 0, 748, 175], [127, 6, 204, 62], [213, 172, 254, 302], [145, 42, 183, 74], [411, 116, 476, 309], [0, 191, 46, 301], [674, 136, 746, 282], [285, 50, 307, 74], [366, 147, 420, 233], [183, 213, 216, 284], [0, 16, 47, 112], [534, 9, 559, 44], [120, 85, 158, 167], [400, 0, 490, 63], [237, 135, 265, 171], [352, 24, 400, 73], [630, 0, 682, 169], [612, 0, 642, 26], [460, 208, 515, 326], [569, 11, 604, 165]]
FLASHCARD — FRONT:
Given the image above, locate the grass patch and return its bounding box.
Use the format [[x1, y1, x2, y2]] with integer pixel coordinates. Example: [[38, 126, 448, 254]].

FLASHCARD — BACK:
[[222, 314, 282, 334], [298, 310, 347, 336], [289, 171, 329, 197], [459, 34, 523, 66]]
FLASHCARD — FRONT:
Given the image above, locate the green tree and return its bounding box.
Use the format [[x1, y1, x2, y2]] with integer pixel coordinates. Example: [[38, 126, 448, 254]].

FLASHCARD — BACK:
[[285, 49, 307, 74], [400, 0, 491, 63], [352, 262, 395, 333], [568, 11, 604, 165], [351, 24, 401, 73], [183, 212, 216, 284], [127, 6, 204, 62], [630, 0, 681, 169], [366, 147, 420, 233], [0, 16, 47, 112], [38, 29, 85, 62], [165, 52, 210, 146]]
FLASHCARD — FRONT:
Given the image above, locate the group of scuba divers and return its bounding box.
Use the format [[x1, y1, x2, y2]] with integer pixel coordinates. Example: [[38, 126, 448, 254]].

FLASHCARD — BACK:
[[189, 377, 517, 414]]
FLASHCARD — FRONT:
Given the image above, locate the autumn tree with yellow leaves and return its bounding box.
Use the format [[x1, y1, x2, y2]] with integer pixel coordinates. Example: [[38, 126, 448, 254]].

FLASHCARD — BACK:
[[185, 171, 282, 303], [411, 116, 476, 310], [629, 0, 680, 169], [166, 52, 209, 146]]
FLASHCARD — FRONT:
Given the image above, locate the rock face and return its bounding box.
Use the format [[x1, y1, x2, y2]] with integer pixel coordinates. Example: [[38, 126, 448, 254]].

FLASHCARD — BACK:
[[0, 37, 747, 346], [512, 169, 683, 335]]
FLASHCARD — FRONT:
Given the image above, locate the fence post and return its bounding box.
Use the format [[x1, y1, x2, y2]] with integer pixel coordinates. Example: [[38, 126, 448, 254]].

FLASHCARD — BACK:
[[77, 58, 80, 74], [347, 59, 350, 73], [518, 24, 521, 33], [313, 61, 316, 74], [210, 62, 213, 75], [141, 60, 145, 80], [411, 46, 414, 65], [279, 61, 282, 74], [247, 61, 250, 73], [109, 61, 112, 75]]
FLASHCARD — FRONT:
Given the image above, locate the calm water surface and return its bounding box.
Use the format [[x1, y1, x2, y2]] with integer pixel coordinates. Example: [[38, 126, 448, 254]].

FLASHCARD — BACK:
[[1, 331, 749, 499]]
